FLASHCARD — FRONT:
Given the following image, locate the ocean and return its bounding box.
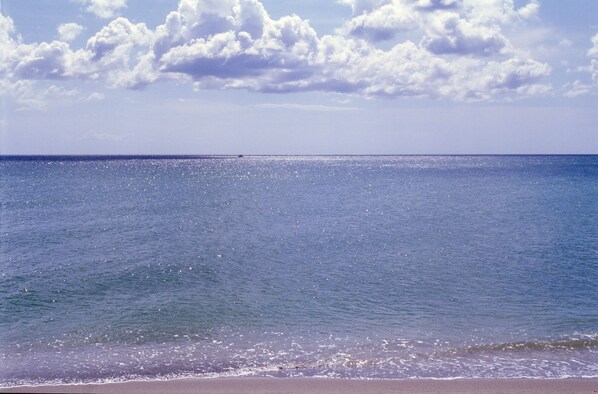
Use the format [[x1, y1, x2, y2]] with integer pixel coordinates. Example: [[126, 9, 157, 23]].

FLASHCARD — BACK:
[[1, 155, 597, 386]]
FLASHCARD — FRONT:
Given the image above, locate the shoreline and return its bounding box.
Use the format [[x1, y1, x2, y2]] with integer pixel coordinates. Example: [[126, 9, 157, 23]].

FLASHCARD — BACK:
[[2, 378, 598, 393]]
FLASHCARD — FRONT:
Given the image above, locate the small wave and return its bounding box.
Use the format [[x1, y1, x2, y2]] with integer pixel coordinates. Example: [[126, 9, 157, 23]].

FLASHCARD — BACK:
[[3, 334, 598, 387], [444, 334, 598, 356]]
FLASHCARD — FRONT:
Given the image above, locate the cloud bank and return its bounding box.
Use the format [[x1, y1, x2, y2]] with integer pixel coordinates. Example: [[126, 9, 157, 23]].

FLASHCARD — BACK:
[[0, 0, 564, 105]]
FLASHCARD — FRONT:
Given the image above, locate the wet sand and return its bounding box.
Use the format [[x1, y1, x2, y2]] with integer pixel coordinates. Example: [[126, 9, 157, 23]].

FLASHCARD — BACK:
[[2, 378, 598, 393]]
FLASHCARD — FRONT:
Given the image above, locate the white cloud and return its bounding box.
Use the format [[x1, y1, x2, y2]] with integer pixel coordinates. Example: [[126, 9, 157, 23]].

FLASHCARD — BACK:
[[572, 32, 598, 91], [563, 80, 591, 98], [153, 0, 550, 99], [462, 0, 538, 24], [421, 12, 508, 56], [1, 0, 554, 103], [337, 0, 537, 51], [588, 34, 598, 86], [517, 0, 540, 20], [339, 3, 417, 41], [484, 57, 551, 93], [337, 0, 391, 16], [157, 0, 320, 90], [591, 59, 598, 82], [2, 16, 155, 89], [84, 17, 156, 87], [86, 92, 105, 100], [0, 13, 15, 42], [0, 14, 17, 70], [86, 17, 152, 60], [588, 33, 598, 58], [76, 0, 127, 19], [12, 41, 76, 80], [58, 23, 85, 42], [0, 79, 81, 110]]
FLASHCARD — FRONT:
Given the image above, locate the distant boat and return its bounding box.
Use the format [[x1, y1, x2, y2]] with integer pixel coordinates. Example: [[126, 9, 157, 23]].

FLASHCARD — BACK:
[[238, 155, 244, 158]]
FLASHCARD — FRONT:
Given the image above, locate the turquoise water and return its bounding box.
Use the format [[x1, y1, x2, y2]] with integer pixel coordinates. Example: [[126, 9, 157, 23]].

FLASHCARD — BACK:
[[1, 155, 597, 385]]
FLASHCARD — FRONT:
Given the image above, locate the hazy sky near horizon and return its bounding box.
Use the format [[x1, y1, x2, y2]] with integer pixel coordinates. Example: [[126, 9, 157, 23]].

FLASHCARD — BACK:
[[1, 0, 597, 154]]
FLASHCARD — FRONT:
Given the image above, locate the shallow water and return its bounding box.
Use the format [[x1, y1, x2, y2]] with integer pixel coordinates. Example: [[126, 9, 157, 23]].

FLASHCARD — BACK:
[[1, 155, 597, 385]]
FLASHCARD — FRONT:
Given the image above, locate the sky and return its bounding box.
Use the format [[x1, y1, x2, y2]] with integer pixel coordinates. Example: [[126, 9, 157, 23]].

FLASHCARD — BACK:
[[0, 0, 596, 155]]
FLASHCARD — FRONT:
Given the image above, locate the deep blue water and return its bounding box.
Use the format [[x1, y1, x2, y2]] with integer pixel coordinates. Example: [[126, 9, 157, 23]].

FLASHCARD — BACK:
[[1, 155, 597, 386]]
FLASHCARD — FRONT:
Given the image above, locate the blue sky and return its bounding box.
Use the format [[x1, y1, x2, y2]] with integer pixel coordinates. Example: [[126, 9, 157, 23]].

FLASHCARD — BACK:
[[0, 0, 596, 154]]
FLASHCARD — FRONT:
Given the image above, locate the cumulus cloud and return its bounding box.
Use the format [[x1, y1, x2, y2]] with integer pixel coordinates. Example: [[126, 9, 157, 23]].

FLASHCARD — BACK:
[[26, 18, 153, 87], [485, 57, 550, 93], [76, 0, 127, 19], [421, 12, 508, 56], [58, 23, 85, 42], [517, 0, 540, 20], [152, 0, 550, 98], [337, 0, 536, 52], [1, 0, 555, 103], [13, 41, 76, 80], [340, 3, 417, 41], [1, 14, 155, 90], [152, 0, 324, 92], [0, 14, 17, 70]]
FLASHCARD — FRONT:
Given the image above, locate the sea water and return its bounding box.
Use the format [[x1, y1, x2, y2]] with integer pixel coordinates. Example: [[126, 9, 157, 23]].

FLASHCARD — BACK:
[[1, 155, 597, 386]]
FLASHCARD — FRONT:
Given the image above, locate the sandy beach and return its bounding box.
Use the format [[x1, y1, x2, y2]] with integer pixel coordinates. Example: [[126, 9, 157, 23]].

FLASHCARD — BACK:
[[2, 378, 598, 393]]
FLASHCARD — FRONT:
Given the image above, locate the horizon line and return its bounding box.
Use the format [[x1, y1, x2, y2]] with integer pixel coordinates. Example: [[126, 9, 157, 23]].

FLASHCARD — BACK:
[[1, 154, 597, 161]]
